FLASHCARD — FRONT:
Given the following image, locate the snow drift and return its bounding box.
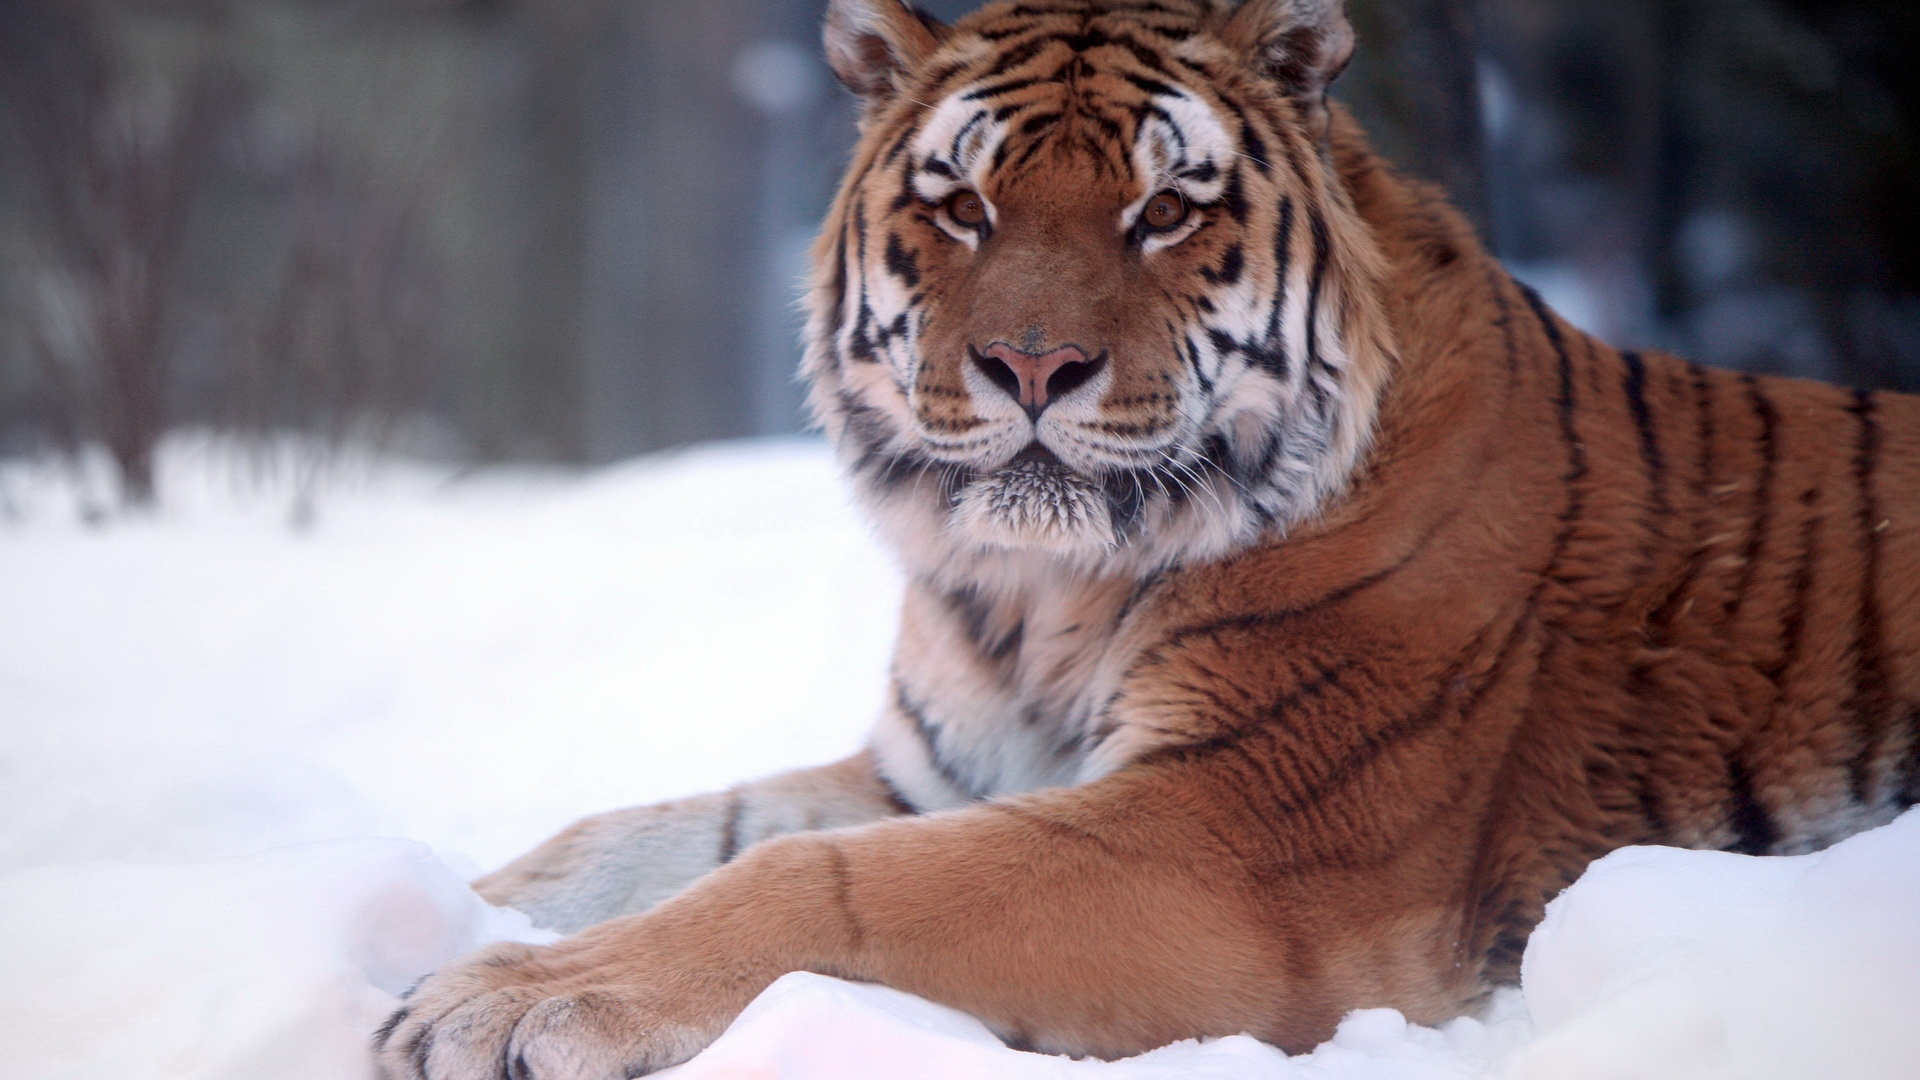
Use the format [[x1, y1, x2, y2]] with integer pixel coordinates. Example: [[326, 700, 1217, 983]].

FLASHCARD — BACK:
[[1, 437, 1914, 1080]]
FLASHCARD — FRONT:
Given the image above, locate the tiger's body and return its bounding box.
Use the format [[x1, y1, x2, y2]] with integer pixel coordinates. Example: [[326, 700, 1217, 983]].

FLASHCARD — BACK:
[[377, 1, 1920, 1076]]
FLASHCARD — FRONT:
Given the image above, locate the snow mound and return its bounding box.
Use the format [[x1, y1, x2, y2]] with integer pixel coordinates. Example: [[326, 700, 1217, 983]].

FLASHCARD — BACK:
[[661, 972, 1529, 1080], [2, 436, 1917, 1080], [0, 839, 551, 1080], [1510, 809, 1920, 1080]]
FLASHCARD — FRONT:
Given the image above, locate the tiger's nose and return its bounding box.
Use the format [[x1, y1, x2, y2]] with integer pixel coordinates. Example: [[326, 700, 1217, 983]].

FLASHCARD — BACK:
[[973, 343, 1105, 418]]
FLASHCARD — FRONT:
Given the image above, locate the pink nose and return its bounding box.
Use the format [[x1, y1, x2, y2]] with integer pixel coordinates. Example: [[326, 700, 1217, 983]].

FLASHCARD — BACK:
[[975, 343, 1103, 415]]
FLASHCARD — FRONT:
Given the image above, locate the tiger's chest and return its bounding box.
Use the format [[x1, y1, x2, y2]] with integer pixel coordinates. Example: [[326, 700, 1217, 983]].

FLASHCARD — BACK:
[[874, 570, 1150, 810]]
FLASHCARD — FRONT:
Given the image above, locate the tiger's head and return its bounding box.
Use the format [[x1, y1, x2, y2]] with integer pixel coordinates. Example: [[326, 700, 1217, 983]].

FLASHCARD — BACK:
[[806, 0, 1398, 584]]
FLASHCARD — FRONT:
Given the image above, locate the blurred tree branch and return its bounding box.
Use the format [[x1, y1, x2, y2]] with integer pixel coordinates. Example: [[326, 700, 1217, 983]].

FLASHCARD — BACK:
[[0, 3, 231, 506]]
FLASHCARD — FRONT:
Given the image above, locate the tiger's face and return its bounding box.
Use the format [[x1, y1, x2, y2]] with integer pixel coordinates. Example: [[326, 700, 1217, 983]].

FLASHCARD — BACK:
[[807, 0, 1395, 581]]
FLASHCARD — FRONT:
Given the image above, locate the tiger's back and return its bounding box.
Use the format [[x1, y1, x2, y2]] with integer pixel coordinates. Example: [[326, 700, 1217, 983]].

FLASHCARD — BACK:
[[1009, 119, 1920, 995], [1468, 334, 1920, 976]]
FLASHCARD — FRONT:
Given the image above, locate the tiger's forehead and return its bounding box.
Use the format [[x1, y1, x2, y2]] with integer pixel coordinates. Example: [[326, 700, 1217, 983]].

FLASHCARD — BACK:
[[903, 71, 1238, 206]]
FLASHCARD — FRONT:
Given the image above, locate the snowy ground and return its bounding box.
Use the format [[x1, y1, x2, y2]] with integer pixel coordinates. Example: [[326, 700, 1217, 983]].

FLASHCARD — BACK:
[[1, 436, 1915, 1080]]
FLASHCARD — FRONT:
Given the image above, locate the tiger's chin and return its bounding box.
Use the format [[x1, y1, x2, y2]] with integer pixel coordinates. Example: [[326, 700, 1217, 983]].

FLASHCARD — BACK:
[[948, 451, 1118, 556]]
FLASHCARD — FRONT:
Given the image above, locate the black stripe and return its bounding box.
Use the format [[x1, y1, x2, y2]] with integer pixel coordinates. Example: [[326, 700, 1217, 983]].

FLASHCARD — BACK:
[[1177, 160, 1219, 182], [1218, 164, 1249, 222], [1724, 754, 1779, 854], [716, 789, 745, 864], [992, 802, 1118, 854], [963, 77, 1042, 101], [883, 233, 920, 288], [1120, 71, 1179, 98], [979, 24, 1039, 42], [1216, 94, 1273, 175], [1256, 95, 1312, 187], [406, 1026, 434, 1080], [1728, 376, 1779, 624], [1484, 267, 1520, 379], [1006, 140, 1048, 175], [877, 773, 919, 815], [1200, 243, 1244, 286], [1272, 618, 1516, 824], [1183, 334, 1213, 394], [825, 844, 867, 949], [823, 139, 898, 354], [1145, 504, 1461, 659], [1517, 280, 1591, 542], [1759, 503, 1822, 799], [1142, 657, 1362, 769], [998, 26, 1174, 74], [847, 205, 878, 364], [825, 221, 851, 352], [1216, 737, 1310, 856], [1113, 567, 1168, 628], [1845, 389, 1889, 803], [889, 151, 919, 211], [1136, 102, 1188, 159], [1903, 708, 1920, 808], [1459, 279, 1616, 979], [984, 34, 1056, 78], [1259, 197, 1295, 378], [917, 60, 973, 97], [1621, 351, 1668, 516], [1017, 110, 1064, 137], [883, 124, 918, 166], [1116, 35, 1173, 73], [1147, 609, 1517, 870], [1303, 211, 1332, 378], [948, 108, 991, 166], [848, 298, 879, 363], [1646, 364, 1720, 635], [941, 584, 1023, 663], [895, 682, 977, 798], [371, 1007, 408, 1050]]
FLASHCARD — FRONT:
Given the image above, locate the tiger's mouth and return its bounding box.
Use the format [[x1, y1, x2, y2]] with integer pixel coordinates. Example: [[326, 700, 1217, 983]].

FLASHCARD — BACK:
[[1005, 440, 1073, 473], [948, 441, 1119, 554]]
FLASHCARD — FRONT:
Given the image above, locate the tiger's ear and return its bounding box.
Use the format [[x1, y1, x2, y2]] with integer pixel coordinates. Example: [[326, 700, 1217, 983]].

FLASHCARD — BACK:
[[1219, 0, 1355, 141], [823, 0, 948, 105]]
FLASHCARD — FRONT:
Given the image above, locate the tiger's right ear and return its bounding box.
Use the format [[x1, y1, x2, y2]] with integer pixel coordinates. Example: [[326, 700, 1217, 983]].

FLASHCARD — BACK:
[[1219, 0, 1355, 142], [823, 0, 948, 104]]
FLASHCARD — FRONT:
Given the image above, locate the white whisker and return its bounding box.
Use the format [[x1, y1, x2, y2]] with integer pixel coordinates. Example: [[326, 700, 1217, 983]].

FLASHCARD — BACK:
[[1160, 451, 1230, 524]]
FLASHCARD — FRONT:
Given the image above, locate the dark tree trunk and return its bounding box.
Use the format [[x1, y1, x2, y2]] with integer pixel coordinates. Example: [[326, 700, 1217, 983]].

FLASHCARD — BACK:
[[1348, 0, 1489, 231]]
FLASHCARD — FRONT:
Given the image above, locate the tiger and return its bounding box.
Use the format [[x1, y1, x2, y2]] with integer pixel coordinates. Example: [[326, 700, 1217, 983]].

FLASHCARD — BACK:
[[375, 0, 1920, 1076]]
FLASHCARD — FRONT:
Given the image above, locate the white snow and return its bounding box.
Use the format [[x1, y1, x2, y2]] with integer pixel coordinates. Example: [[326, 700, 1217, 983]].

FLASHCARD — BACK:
[[1, 435, 1916, 1080], [1510, 811, 1920, 1080], [0, 840, 553, 1080]]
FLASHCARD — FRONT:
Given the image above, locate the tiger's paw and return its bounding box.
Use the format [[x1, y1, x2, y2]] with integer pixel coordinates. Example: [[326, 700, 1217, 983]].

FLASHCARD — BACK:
[[371, 939, 733, 1080]]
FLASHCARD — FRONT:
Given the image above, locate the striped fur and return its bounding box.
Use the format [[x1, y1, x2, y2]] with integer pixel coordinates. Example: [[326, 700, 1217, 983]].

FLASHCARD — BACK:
[[380, 2, 1920, 1076]]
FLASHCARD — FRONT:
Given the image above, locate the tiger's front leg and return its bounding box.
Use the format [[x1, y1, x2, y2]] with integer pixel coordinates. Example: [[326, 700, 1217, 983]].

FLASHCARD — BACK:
[[472, 751, 910, 933], [376, 750, 1481, 1079]]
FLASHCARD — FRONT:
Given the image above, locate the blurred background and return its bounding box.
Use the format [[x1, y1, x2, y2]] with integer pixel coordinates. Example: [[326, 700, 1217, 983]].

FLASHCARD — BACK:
[[2, 0, 1917, 511]]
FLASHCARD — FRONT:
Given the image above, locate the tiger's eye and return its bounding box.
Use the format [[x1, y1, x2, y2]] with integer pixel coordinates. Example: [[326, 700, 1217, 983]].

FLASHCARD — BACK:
[[1142, 190, 1189, 232], [947, 190, 988, 228]]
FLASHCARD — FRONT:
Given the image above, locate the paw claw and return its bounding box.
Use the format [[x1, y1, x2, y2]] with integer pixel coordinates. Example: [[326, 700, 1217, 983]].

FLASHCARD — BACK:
[[371, 939, 730, 1079]]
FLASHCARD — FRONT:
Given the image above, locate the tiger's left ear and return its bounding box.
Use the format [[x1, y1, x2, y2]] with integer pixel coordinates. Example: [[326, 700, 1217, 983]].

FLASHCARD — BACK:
[[824, 0, 949, 106], [1219, 0, 1355, 142]]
